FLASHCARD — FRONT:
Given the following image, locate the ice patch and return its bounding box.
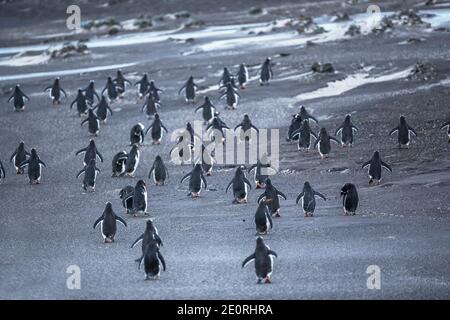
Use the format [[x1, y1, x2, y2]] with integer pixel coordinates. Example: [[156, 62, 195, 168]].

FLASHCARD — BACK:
[[0, 52, 50, 67]]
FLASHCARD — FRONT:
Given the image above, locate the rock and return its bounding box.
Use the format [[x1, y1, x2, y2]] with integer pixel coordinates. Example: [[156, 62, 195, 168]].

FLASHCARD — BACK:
[[296, 15, 326, 34], [330, 12, 350, 22], [249, 7, 263, 15], [174, 11, 191, 19], [49, 42, 89, 59], [372, 16, 394, 33], [133, 19, 153, 29], [0, 85, 13, 96], [108, 26, 120, 35], [407, 62, 438, 81], [390, 9, 430, 27], [183, 20, 206, 29], [311, 62, 335, 73], [345, 24, 361, 36]]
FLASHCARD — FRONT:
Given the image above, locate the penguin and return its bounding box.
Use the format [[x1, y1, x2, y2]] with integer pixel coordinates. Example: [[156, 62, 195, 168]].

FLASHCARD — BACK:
[[248, 154, 275, 189], [145, 113, 168, 145], [257, 178, 286, 217], [195, 96, 216, 124], [131, 219, 163, 251], [235, 114, 259, 141], [389, 115, 418, 148], [81, 109, 100, 136], [287, 114, 303, 142], [340, 183, 359, 215], [130, 123, 146, 146], [362, 151, 392, 185], [135, 74, 150, 98], [93, 202, 127, 243], [44, 78, 67, 104], [440, 120, 450, 143], [180, 163, 207, 197], [236, 63, 248, 89], [185, 122, 197, 151], [206, 117, 229, 144], [120, 185, 134, 213], [335, 114, 359, 147], [139, 240, 166, 280], [132, 179, 148, 215], [113, 69, 131, 97], [81, 80, 100, 104], [141, 91, 160, 119], [291, 120, 318, 151], [295, 181, 326, 217], [75, 139, 104, 166], [242, 237, 277, 284], [93, 96, 113, 123], [7, 85, 29, 112], [10, 141, 30, 174], [178, 76, 197, 103], [225, 166, 252, 204], [314, 127, 340, 159], [77, 159, 100, 192], [148, 155, 169, 186], [111, 151, 127, 177], [145, 80, 163, 103], [298, 106, 319, 125], [254, 201, 273, 235], [0, 160, 5, 182], [220, 82, 240, 110], [199, 144, 215, 176], [169, 136, 192, 165], [259, 57, 273, 85], [19, 148, 46, 184], [219, 67, 232, 87], [124, 145, 141, 177], [101, 76, 120, 101], [70, 89, 88, 116], [214, 111, 228, 128]]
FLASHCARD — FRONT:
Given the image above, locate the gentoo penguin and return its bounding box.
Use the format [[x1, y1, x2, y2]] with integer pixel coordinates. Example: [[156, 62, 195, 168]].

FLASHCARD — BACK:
[[178, 76, 197, 103], [77, 159, 100, 192], [219, 67, 232, 86], [120, 185, 134, 213], [113, 69, 131, 97], [148, 155, 169, 186], [124, 145, 141, 177], [206, 117, 230, 144], [130, 123, 146, 146], [291, 120, 318, 151], [257, 178, 286, 217], [111, 151, 127, 177], [10, 141, 30, 174], [242, 237, 278, 284], [145, 81, 163, 103], [184, 122, 197, 151], [195, 96, 216, 124], [220, 82, 240, 110], [340, 183, 359, 215], [135, 74, 150, 98], [440, 120, 450, 143], [226, 166, 252, 204], [214, 111, 228, 128], [0, 160, 5, 182], [169, 136, 192, 165], [19, 148, 46, 184], [254, 201, 273, 235], [299, 106, 319, 125], [259, 57, 273, 85], [93, 202, 127, 243], [389, 115, 418, 148], [81, 80, 100, 104], [248, 154, 275, 189], [180, 163, 207, 197], [93, 96, 113, 123], [237, 63, 248, 89], [199, 144, 215, 176], [362, 151, 392, 185], [44, 78, 67, 104], [101, 76, 120, 101], [75, 139, 104, 166], [7, 85, 29, 112], [145, 113, 168, 145], [81, 109, 100, 136], [70, 89, 88, 116], [314, 127, 340, 159], [139, 240, 166, 280], [235, 114, 259, 141], [141, 91, 160, 119], [295, 181, 326, 217], [131, 219, 163, 251], [335, 114, 359, 147], [287, 114, 303, 142], [132, 180, 148, 215]]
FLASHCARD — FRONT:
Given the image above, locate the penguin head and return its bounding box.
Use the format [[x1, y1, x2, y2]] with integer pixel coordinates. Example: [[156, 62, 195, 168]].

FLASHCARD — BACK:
[[256, 236, 264, 246], [265, 57, 271, 64], [107, 76, 112, 82], [30, 148, 37, 157], [89, 139, 95, 147], [149, 80, 155, 86], [77, 88, 82, 93], [186, 122, 192, 130], [90, 80, 95, 84], [136, 179, 146, 188], [399, 115, 406, 125], [373, 151, 380, 160], [105, 202, 113, 212], [223, 67, 228, 73], [15, 84, 20, 90], [240, 63, 246, 68], [155, 155, 162, 162], [205, 96, 210, 102], [243, 114, 250, 121], [117, 69, 122, 76], [299, 105, 307, 114], [145, 219, 154, 229], [188, 76, 194, 81], [88, 108, 95, 116], [265, 178, 272, 186], [54, 78, 60, 84], [344, 114, 351, 122], [143, 74, 148, 80], [304, 181, 311, 190], [194, 163, 203, 172], [18, 141, 25, 149], [319, 127, 328, 136], [340, 183, 354, 196], [154, 113, 160, 119]]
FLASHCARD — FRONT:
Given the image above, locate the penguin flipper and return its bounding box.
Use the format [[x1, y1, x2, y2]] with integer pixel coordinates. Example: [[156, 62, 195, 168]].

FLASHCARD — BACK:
[[381, 161, 393, 172], [361, 160, 371, 169], [19, 159, 29, 169], [440, 121, 450, 130], [96, 151, 104, 162], [145, 125, 153, 135], [247, 164, 257, 173], [76, 168, 86, 178], [408, 126, 418, 137], [43, 86, 52, 92], [335, 126, 343, 136], [277, 190, 287, 200], [178, 84, 186, 95], [7, 94, 14, 103], [308, 115, 319, 124], [330, 137, 340, 144], [148, 165, 155, 179], [314, 191, 327, 201], [310, 131, 318, 140], [93, 215, 103, 229], [131, 234, 144, 248], [9, 151, 17, 162], [295, 192, 304, 204], [75, 147, 87, 156], [60, 88, 67, 98], [234, 124, 242, 131], [389, 127, 399, 136], [201, 174, 208, 189], [243, 178, 252, 190], [80, 119, 88, 126], [162, 124, 169, 133], [180, 172, 191, 184], [268, 250, 278, 258], [242, 254, 256, 268], [158, 251, 166, 271], [257, 193, 266, 203], [39, 160, 47, 167], [225, 179, 233, 193], [115, 215, 127, 227], [251, 124, 260, 133]]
